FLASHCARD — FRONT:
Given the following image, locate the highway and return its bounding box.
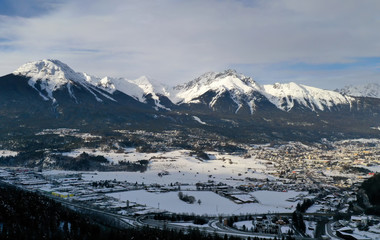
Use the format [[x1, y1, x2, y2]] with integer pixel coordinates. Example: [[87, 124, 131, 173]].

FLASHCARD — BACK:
[[325, 221, 344, 240]]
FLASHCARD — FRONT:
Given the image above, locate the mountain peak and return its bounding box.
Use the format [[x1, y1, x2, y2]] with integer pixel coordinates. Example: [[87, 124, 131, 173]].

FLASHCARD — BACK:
[[12, 59, 109, 103], [172, 69, 261, 105], [215, 69, 257, 85], [175, 69, 258, 91], [338, 83, 380, 99], [262, 82, 353, 112], [13, 59, 81, 83]]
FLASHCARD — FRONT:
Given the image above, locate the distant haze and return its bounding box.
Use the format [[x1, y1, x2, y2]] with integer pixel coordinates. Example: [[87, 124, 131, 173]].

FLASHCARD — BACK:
[[0, 0, 379, 89]]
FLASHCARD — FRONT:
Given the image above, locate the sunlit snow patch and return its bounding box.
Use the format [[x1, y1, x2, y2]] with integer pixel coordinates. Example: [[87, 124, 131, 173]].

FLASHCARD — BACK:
[[193, 116, 207, 125]]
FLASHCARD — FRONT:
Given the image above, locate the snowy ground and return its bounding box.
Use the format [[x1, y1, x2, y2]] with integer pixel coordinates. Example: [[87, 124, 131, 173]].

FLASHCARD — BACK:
[[250, 191, 305, 209], [354, 165, 380, 173], [338, 138, 380, 144], [280, 226, 291, 234], [107, 190, 303, 215], [304, 220, 316, 238], [306, 204, 324, 213], [233, 220, 254, 231], [0, 150, 18, 157], [322, 170, 357, 178], [57, 148, 271, 186], [45, 148, 309, 216], [335, 226, 380, 240], [170, 222, 209, 228]]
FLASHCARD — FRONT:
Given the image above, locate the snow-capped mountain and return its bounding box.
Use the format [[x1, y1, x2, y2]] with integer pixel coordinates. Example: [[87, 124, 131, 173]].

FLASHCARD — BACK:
[[94, 75, 171, 110], [338, 83, 380, 99], [171, 70, 264, 114], [173, 70, 262, 103], [12, 59, 356, 114], [13, 59, 171, 110], [262, 82, 353, 112], [2, 59, 380, 142], [13, 59, 117, 103], [171, 69, 353, 113]]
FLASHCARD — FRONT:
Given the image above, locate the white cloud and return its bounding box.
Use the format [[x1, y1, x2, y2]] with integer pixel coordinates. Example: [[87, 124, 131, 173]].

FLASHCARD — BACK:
[[0, 0, 379, 88]]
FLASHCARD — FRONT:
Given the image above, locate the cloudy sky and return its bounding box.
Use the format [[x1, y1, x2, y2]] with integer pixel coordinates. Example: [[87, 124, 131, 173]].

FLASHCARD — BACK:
[[0, 0, 379, 89]]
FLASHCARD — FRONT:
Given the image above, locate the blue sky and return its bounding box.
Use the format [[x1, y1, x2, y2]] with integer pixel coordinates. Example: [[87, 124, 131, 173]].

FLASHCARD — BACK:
[[0, 0, 62, 17], [0, 0, 379, 89]]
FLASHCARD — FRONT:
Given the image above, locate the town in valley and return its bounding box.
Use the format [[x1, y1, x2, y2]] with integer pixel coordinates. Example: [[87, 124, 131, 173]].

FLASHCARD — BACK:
[[1, 128, 379, 239]]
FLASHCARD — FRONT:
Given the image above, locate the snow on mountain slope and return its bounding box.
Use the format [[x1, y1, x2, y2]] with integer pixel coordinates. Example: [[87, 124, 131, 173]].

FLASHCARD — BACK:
[[13, 59, 116, 103], [262, 82, 354, 112], [339, 83, 380, 99], [171, 69, 353, 113], [12, 59, 169, 109], [85, 75, 144, 101], [171, 69, 263, 113], [12, 59, 356, 113], [92, 75, 171, 109], [128, 76, 171, 110], [173, 70, 262, 103], [131, 76, 169, 98], [14, 59, 77, 102]]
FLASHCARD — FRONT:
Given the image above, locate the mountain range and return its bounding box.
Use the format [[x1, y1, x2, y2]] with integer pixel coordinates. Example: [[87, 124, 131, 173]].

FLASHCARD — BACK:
[[1, 59, 380, 142], [338, 83, 380, 99]]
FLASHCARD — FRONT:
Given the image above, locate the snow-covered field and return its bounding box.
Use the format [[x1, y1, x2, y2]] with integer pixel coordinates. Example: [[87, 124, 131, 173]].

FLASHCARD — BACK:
[[233, 220, 254, 231], [306, 204, 324, 213], [322, 170, 357, 178], [354, 165, 380, 173], [44, 147, 311, 216], [107, 190, 303, 215], [0, 150, 18, 157], [58, 148, 271, 185], [250, 191, 305, 209], [280, 226, 291, 234], [366, 165, 380, 172]]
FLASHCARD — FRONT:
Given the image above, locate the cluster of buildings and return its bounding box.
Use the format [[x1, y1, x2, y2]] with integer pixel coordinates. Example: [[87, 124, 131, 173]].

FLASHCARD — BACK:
[[0, 168, 147, 215], [245, 141, 380, 189]]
